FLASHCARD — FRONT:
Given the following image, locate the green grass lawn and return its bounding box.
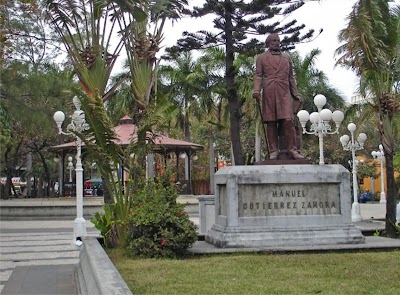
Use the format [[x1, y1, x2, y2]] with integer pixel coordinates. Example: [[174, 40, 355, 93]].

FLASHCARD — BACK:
[[108, 248, 400, 294]]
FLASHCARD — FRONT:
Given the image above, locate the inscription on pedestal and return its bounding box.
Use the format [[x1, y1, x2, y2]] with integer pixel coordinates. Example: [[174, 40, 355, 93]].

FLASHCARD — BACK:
[[238, 183, 340, 217]]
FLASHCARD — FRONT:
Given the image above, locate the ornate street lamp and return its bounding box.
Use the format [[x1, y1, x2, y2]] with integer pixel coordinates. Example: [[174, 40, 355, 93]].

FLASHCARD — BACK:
[[371, 145, 386, 204], [53, 96, 90, 244], [67, 156, 74, 183], [297, 94, 344, 165], [339, 123, 367, 222]]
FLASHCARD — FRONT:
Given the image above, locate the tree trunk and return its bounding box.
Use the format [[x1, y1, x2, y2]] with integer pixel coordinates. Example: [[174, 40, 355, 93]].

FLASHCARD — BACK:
[[4, 177, 12, 198], [384, 151, 398, 238], [184, 112, 190, 180], [38, 177, 44, 198], [379, 113, 398, 238], [225, 4, 244, 165], [208, 126, 215, 195], [3, 146, 18, 198], [37, 150, 51, 197], [102, 176, 113, 204], [26, 152, 33, 197]]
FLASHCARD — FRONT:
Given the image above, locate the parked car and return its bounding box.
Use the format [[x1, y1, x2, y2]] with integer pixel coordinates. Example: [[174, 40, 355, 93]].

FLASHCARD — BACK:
[[84, 178, 102, 196]]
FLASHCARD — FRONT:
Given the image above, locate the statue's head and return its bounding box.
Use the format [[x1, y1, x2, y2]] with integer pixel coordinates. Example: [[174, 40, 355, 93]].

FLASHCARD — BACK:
[[265, 33, 280, 49]]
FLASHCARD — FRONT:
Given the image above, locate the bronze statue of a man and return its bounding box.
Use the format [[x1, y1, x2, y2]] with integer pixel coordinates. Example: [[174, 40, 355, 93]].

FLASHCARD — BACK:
[[253, 33, 303, 160]]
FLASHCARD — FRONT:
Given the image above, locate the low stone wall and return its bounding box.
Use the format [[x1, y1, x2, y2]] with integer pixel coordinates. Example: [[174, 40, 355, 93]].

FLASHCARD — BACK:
[[0, 196, 199, 221], [0, 205, 103, 220], [75, 236, 132, 295]]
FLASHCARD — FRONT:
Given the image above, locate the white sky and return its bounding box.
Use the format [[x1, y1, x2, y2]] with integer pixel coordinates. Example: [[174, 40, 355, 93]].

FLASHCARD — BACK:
[[157, 0, 399, 103], [288, 0, 359, 101]]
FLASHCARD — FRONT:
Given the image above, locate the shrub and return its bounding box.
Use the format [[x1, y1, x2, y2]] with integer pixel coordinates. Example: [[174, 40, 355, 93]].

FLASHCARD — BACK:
[[126, 178, 197, 258], [92, 204, 129, 248]]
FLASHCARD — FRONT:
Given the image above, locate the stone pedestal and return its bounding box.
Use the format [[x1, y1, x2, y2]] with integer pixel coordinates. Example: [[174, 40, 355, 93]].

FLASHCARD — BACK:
[[205, 165, 365, 248], [198, 195, 216, 236]]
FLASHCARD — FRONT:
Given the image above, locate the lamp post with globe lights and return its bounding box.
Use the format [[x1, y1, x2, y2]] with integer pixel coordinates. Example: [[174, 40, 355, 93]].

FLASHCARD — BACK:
[[371, 145, 386, 204], [53, 156, 63, 196], [297, 94, 344, 165], [53, 96, 90, 244], [67, 156, 74, 183], [67, 155, 74, 197], [339, 123, 367, 222]]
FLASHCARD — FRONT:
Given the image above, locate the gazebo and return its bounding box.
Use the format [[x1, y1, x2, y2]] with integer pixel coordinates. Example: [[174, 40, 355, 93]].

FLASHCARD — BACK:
[[52, 115, 204, 196]]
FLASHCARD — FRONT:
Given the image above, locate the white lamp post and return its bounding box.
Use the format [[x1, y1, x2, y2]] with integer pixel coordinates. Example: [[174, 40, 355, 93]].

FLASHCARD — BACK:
[[297, 94, 344, 165], [397, 197, 400, 225], [371, 145, 386, 204], [67, 156, 74, 183], [54, 156, 63, 196], [339, 123, 367, 222], [54, 96, 90, 244]]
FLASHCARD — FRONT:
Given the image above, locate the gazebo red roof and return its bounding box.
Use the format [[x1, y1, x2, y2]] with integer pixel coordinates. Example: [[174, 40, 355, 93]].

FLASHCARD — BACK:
[[52, 115, 203, 153]]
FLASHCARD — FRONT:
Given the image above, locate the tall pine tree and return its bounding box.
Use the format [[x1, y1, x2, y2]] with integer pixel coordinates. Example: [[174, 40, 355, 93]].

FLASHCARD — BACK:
[[166, 0, 315, 165]]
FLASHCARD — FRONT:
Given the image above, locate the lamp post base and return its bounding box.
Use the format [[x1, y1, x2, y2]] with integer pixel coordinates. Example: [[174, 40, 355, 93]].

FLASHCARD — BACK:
[[379, 192, 386, 204], [73, 217, 87, 244], [351, 202, 362, 222]]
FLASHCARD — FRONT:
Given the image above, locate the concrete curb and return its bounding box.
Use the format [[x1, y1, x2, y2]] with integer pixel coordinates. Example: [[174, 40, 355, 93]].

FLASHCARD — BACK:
[[0, 196, 195, 220], [0, 204, 103, 220], [75, 236, 132, 295]]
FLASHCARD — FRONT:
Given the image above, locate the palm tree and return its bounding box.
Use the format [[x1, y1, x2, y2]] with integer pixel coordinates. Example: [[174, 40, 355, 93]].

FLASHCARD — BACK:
[[335, 0, 400, 237], [44, 0, 188, 199], [44, 0, 191, 247], [193, 48, 227, 192], [158, 52, 201, 141], [290, 49, 345, 111], [45, 0, 129, 206], [159, 47, 227, 192], [157, 51, 203, 182], [114, 0, 188, 116], [289, 49, 346, 163]]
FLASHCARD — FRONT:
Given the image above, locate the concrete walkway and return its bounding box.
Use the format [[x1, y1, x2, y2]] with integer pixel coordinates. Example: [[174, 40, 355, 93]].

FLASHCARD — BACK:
[[0, 199, 397, 295], [0, 220, 99, 294], [0, 196, 197, 294]]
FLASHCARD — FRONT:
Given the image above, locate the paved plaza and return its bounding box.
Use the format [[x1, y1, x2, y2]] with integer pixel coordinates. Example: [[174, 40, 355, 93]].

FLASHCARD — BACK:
[[0, 220, 99, 294], [0, 199, 397, 294]]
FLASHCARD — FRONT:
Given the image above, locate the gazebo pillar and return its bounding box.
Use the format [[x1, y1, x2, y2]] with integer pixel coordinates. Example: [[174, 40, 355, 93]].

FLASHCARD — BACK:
[[186, 150, 192, 194], [175, 151, 180, 180]]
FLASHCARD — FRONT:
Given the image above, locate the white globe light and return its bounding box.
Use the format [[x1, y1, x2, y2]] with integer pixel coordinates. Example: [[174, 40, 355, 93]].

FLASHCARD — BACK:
[[340, 135, 350, 145], [347, 123, 356, 133], [309, 112, 320, 124], [297, 110, 310, 123], [357, 133, 367, 143], [320, 109, 332, 122], [314, 94, 327, 109], [332, 110, 344, 123], [53, 111, 65, 124]]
